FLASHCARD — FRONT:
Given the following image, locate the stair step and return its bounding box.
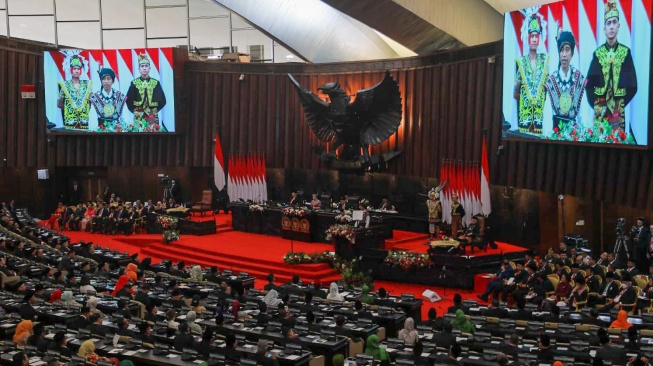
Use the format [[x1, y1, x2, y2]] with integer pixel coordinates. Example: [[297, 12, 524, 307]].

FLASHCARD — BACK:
[[141, 247, 341, 284], [140, 246, 339, 278]]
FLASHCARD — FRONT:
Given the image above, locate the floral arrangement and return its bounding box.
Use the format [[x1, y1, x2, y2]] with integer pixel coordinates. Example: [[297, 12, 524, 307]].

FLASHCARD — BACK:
[[547, 116, 635, 144], [339, 258, 373, 289], [96, 120, 163, 133], [157, 215, 179, 244], [334, 212, 352, 223], [325, 224, 356, 244], [249, 204, 265, 213], [283, 251, 334, 264], [384, 251, 433, 271], [283, 207, 309, 217]]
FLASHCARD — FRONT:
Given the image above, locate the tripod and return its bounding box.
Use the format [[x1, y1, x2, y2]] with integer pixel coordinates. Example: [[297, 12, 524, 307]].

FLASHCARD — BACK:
[[438, 247, 455, 300], [613, 232, 631, 265]]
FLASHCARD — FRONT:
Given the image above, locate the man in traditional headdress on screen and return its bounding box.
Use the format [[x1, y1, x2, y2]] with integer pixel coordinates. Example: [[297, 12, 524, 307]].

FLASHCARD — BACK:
[[586, 0, 637, 138], [57, 54, 92, 130], [545, 30, 586, 132], [126, 53, 167, 132], [513, 12, 549, 136], [90, 67, 127, 131]]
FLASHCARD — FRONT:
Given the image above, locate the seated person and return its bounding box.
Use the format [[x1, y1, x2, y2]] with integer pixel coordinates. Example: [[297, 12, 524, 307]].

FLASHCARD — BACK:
[[378, 198, 395, 211], [365, 334, 390, 364], [398, 317, 419, 346], [456, 216, 481, 253], [309, 194, 321, 210], [173, 322, 195, 351], [433, 343, 462, 365], [450, 309, 474, 334]]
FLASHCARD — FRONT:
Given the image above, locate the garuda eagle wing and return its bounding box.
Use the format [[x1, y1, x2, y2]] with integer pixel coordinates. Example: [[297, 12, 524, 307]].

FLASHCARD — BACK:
[[287, 74, 335, 142], [348, 71, 402, 145]]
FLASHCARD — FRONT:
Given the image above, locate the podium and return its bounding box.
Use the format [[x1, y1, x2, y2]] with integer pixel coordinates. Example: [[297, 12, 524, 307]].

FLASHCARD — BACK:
[[335, 225, 388, 260], [281, 215, 312, 242]]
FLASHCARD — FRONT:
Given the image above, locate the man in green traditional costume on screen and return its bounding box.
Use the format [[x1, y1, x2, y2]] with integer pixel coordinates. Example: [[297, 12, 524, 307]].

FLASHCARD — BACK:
[[586, 0, 637, 139], [90, 67, 127, 131], [545, 30, 586, 131], [513, 13, 549, 136], [57, 54, 92, 130], [126, 53, 167, 132]]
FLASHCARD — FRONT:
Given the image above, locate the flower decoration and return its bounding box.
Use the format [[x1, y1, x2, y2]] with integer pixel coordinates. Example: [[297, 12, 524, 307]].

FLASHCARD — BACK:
[[383, 251, 433, 271], [548, 117, 635, 144], [334, 213, 352, 223], [282, 207, 309, 217], [325, 224, 356, 244], [249, 204, 265, 212], [157, 215, 180, 244]]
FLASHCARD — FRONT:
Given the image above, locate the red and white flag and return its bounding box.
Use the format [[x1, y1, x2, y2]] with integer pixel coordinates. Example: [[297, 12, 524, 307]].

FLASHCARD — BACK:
[[227, 155, 234, 200], [480, 136, 492, 216], [214, 132, 226, 190]]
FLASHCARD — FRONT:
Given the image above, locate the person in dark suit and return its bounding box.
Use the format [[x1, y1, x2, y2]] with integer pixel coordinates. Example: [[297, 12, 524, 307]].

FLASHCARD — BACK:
[[7, 200, 16, 214], [69, 181, 82, 205], [423, 308, 444, 331], [134, 283, 152, 308], [173, 322, 195, 351], [334, 316, 355, 339], [510, 299, 532, 321], [289, 191, 301, 206], [589, 271, 620, 307], [598, 272, 638, 313], [263, 273, 282, 292], [403, 341, 429, 366], [19, 290, 38, 321], [89, 313, 107, 337], [433, 343, 462, 365], [170, 179, 182, 204], [478, 259, 514, 302], [432, 322, 456, 350], [26, 322, 49, 353], [257, 302, 272, 326], [484, 300, 509, 319], [536, 334, 555, 362], [596, 333, 627, 364], [49, 331, 72, 359], [59, 204, 73, 230], [58, 250, 75, 273], [223, 333, 242, 363], [447, 294, 469, 314], [69, 306, 92, 330], [500, 334, 521, 358], [625, 259, 640, 276]]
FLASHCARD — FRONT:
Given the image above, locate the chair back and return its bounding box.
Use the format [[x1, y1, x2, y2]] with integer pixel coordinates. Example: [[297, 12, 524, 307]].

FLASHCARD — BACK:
[[634, 275, 648, 290], [201, 190, 212, 204], [547, 274, 560, 290]]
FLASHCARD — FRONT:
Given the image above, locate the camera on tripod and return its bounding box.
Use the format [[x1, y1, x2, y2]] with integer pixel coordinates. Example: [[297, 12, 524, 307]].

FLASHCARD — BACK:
[[616, 217, 626, 234], [160, 175, 170, 186]]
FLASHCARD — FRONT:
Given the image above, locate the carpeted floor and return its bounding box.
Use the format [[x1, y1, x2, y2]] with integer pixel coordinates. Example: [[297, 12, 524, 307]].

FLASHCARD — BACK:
[[53, 213, 519, 319]]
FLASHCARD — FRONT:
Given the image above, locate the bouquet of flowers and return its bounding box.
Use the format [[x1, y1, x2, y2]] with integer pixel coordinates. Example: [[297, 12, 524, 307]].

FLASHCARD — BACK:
[[157, 215, 179, 244], [334, 213, 352, 223], [249, 204, 265, 213], [283, 251, 335, 265], [548, 116, 636, 144], [325, 224, 356, 244], [338, 258, 373, 289], [384, 251, 433, 271], [283, 207, 309, 217]]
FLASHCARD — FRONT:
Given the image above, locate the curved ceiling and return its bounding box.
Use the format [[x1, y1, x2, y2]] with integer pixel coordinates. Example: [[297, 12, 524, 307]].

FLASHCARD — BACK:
[[211, 0, 413, 63]]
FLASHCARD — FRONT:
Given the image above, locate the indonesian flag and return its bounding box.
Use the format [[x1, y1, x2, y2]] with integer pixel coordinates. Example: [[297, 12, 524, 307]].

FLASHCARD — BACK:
[[214, 132, 226, 190], [227, 155, 234, 201], [481, 135, 492, 216]]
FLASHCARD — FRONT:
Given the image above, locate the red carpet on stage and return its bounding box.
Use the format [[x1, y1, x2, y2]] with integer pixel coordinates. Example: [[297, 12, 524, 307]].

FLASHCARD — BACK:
[[52, 213, 526, 319]]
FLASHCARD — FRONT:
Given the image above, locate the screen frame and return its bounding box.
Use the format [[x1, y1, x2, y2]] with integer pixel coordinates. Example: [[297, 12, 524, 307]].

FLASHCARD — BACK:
[[500, 0, 653, 150], [44, 47, 187, 136]]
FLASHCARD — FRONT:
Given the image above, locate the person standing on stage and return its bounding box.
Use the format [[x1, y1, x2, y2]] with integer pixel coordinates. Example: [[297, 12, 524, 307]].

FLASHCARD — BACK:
[[586, 0, 637, 138], [514, 13, 549, 136], [426, 188, 441, 240], [545, 30, 586, 131], [126, 53, 167, 131], [450, 194, 465, 237]]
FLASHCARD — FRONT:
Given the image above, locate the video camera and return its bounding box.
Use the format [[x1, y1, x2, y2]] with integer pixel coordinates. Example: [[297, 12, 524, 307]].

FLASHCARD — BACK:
[[616, 217, 626, 234], [160, 175, 170, 186]]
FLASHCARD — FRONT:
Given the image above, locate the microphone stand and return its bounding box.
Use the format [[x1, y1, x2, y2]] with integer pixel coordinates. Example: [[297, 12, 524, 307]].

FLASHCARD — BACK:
[[439, 247, 455, 300]]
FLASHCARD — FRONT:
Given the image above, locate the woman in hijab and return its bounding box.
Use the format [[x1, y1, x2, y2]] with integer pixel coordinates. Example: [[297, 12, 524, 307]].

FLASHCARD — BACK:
[[332, 354, 345, 366], [360, 285, 374, 305], [49, 289, 62, 304], [364, 334, 389, 362], [398, 317, 419, 346], [450, 309, 475, 334], [112, 275, 130, 297], [190, 265, 204, 282], [13, 319, 32, 346], [327, 282, 344, 302], [61, 291, 80, 308], [264, 289, 283, 307], [610, 309, 633, 329], [125, 263, 138, 283], [185, 310, 202, 334], [86, 296, 105, 317]]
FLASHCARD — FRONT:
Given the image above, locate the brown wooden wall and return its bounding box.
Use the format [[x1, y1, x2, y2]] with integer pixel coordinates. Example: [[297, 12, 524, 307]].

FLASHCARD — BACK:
[[2, 36, 653, 223]]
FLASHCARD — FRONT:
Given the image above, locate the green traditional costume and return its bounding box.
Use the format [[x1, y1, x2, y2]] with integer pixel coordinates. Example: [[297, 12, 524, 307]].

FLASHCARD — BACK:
[[58, 55, 92, 130]]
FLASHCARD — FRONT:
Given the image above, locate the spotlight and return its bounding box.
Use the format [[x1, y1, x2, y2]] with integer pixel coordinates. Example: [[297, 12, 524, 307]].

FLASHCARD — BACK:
[[495, 145, 504, 156], [239, 74, 245, 81]]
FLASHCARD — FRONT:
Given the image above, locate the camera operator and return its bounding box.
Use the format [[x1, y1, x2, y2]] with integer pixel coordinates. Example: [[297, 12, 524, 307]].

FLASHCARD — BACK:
[[631, 217, 651, 272]]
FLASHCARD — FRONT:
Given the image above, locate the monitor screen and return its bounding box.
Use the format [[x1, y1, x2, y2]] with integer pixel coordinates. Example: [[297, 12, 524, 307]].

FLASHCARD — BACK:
[[44, 48, 176, 133], [502, 0, 651, 146]]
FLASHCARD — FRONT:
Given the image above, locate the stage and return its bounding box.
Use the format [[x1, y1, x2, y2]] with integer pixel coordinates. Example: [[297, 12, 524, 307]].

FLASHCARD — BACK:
[[54, 213, 528, 291]]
